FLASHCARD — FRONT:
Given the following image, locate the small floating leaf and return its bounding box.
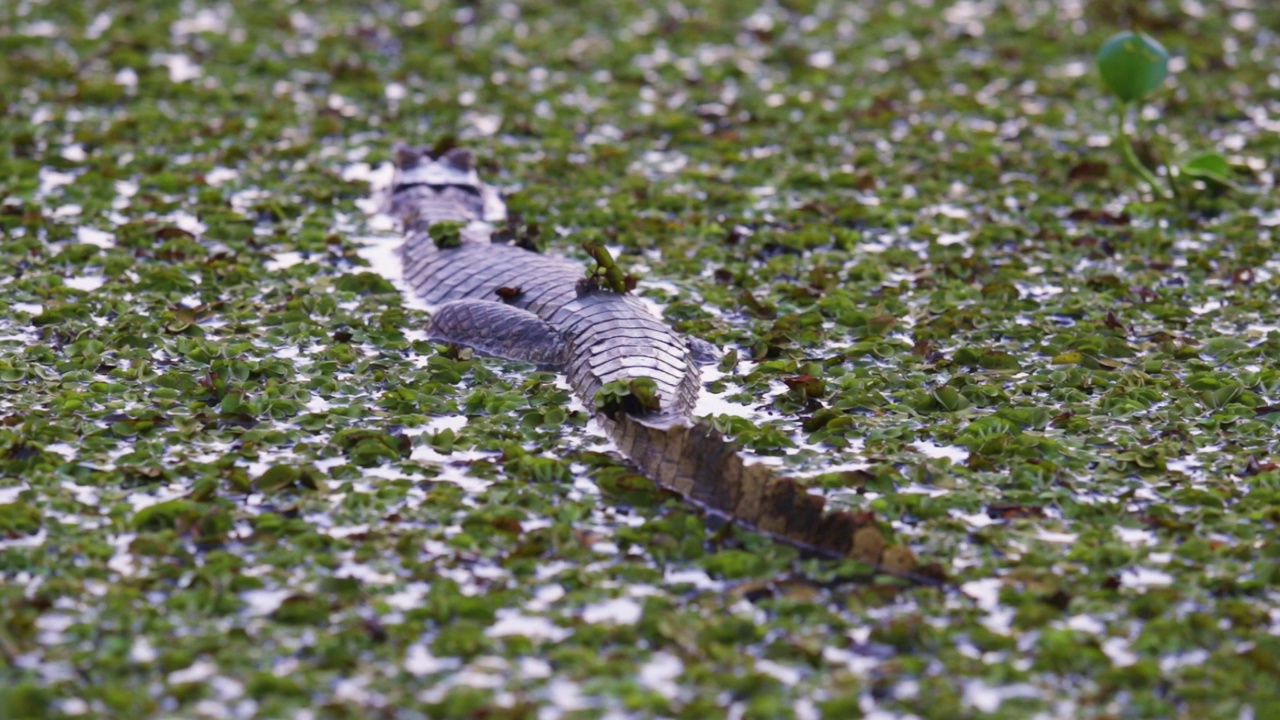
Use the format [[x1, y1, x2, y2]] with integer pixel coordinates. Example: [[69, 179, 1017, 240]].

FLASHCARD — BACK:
[[253, 464, 323, 494], [717, 347, 739, 373], [0, 501, 41, 535], [272, 594, 331, 625], [931, 386, 971, 412], [335, 272, 396, 294], [132, 499, 200, 531]]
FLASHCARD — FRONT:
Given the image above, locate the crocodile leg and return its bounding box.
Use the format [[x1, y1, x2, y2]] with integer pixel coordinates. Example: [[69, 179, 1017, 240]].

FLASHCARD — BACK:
[[428, 299, 568, 369]]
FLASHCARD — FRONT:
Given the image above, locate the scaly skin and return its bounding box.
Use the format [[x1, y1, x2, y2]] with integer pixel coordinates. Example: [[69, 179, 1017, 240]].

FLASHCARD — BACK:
[[387, 144, 918, 567]]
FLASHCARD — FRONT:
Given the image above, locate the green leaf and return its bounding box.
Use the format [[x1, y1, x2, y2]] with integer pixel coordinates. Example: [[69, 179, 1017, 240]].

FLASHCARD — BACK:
[[0, 501, 42, 534], [931, 387, 971, 412], [1181, 152, 1238, 189], [430, 221, 465, 249], [133, 499, 200, 531], [272, 594, 331, 625], [253, 464, 323, 494], [594, 377, 662, 419], [701, 549, 768, 579], [334, 271, 396, 294], [1097, 31, 1169, 103], [582, 239, 633, 293]]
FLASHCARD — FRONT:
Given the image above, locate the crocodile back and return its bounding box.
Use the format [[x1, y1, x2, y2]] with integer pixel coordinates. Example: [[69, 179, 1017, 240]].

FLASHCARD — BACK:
[[400, 241, 699, 419]]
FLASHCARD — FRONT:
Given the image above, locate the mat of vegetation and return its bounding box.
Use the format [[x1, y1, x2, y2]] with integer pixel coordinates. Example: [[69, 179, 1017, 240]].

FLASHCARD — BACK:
[[2, 1, 1278, 718]]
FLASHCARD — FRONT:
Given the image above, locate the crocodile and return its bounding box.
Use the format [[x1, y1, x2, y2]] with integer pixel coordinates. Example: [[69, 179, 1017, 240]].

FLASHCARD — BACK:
[[387, 143, 918, 570]]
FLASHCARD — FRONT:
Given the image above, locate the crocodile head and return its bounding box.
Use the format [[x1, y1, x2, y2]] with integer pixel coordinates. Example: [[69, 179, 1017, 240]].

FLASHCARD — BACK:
[[386, 144, 506, 225]]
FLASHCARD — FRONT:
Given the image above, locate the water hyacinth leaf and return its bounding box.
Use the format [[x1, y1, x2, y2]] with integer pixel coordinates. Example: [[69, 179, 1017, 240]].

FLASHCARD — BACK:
[[717, 347, 739, 373], [330, 428, 411, 467], [1181, 152, 1238, 189], [783, 374, 826, 400], [502, 447, 571, 483], [1097, 31, 1169, 103], [701, 549, 768, 579]]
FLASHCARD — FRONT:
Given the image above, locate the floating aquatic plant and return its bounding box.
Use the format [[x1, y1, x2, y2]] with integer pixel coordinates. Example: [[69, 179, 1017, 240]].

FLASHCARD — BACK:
[[1096, 31, 1238, 200]]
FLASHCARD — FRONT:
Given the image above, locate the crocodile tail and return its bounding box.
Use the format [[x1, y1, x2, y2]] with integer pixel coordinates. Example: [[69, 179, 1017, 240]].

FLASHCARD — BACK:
[[608, 414, 914, 568]]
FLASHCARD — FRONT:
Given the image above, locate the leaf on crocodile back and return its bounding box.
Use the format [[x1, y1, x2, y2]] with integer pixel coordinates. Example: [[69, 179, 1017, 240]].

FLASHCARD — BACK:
[[595, 378, 662, 419], [430, 221, 465, 249], [582, 239, 632, 294]]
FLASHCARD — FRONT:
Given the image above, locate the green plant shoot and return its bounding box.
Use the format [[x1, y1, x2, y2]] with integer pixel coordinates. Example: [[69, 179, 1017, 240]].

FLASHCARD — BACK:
[[1097, 32, 1168, 103], [582, 240, 632, 293], [1095, 30, 1240, 202], [1096, 31, 1171, 198]]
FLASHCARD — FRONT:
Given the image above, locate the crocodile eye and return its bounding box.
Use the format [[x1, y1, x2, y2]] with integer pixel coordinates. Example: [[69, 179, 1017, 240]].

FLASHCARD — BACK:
[[393, 143, 420, 169], [441, 147, 475, 171]]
